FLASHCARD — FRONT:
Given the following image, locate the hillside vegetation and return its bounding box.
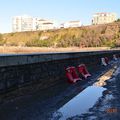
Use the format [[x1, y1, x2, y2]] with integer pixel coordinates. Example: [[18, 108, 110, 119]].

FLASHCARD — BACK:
[[1, 22, 120, 48]]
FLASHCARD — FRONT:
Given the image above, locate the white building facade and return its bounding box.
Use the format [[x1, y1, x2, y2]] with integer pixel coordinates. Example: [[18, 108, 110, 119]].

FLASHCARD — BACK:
[[92, 12, 117, 25], [63, 21, 81, 28], [12, 15, 82, 32], [12, 15, 34, 32], [12, 15, 56, 32], [36, 19, 55, 30]]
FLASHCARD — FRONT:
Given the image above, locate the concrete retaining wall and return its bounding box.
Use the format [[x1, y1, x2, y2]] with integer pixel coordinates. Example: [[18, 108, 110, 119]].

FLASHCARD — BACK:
[[0, 50, 120, 94]]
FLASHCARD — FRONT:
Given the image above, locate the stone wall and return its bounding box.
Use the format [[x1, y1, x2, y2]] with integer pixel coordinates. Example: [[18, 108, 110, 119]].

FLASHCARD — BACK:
[[0, 50, 120, 94]]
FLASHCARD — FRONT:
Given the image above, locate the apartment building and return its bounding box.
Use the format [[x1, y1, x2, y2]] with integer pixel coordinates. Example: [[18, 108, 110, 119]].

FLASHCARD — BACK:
[[63, 21, 81, 28], [12, 15, 81, 32], [92, 12, 117, 25], [36, 19, 55, 30], [12, 15, 56, 32], [12, 15, 34, 32]]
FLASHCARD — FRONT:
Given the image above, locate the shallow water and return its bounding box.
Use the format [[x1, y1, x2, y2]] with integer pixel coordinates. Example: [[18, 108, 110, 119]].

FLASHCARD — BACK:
[[51, 86, 106, 119], [51, 67, 116, 120]]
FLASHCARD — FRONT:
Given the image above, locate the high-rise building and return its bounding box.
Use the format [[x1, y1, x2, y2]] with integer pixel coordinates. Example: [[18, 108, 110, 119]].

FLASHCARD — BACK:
[[12, 15, 34, 32], [12, 15, 56, 32], [92, 12, 117, 25]]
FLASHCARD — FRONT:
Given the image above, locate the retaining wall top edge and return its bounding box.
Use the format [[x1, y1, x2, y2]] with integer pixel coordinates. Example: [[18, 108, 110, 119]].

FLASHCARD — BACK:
[[0, 49, 119, 56], [0, 50, 120, 67]]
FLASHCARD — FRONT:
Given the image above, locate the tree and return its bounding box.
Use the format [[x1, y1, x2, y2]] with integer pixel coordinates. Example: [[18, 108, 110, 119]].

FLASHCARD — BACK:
[[0, 34, 2, 40], [116, 18, 120, 22], [0, 34, 5, 46]]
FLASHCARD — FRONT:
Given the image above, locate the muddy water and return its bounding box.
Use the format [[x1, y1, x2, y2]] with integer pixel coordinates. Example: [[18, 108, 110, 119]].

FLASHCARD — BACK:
[[51, 67, 117, 120]]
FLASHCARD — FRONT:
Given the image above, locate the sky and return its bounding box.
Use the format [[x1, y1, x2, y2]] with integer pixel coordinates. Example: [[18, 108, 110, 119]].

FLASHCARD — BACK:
[[0, 0, 120, 33]]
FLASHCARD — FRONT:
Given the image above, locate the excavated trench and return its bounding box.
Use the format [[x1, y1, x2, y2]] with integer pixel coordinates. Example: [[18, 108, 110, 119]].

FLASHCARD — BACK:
[[0, 60, 120, 120]]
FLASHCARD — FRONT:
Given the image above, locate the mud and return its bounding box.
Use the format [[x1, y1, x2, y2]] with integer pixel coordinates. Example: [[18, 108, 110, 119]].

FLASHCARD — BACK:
[[65, 62, 120, 120], [0, 60, 120, 120]]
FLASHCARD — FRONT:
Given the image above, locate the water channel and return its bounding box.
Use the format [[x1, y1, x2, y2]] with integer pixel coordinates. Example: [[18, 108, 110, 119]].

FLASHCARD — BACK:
[[50, 66, 118, 120]]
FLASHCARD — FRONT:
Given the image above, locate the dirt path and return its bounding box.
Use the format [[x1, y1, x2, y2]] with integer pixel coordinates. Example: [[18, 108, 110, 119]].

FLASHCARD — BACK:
[[0, 46, 110, 54]]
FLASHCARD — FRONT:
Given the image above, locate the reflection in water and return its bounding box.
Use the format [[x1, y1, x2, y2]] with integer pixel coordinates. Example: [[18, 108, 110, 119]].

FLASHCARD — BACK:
[[52, 86, 106, 120], [51, 68, 116, 119]]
